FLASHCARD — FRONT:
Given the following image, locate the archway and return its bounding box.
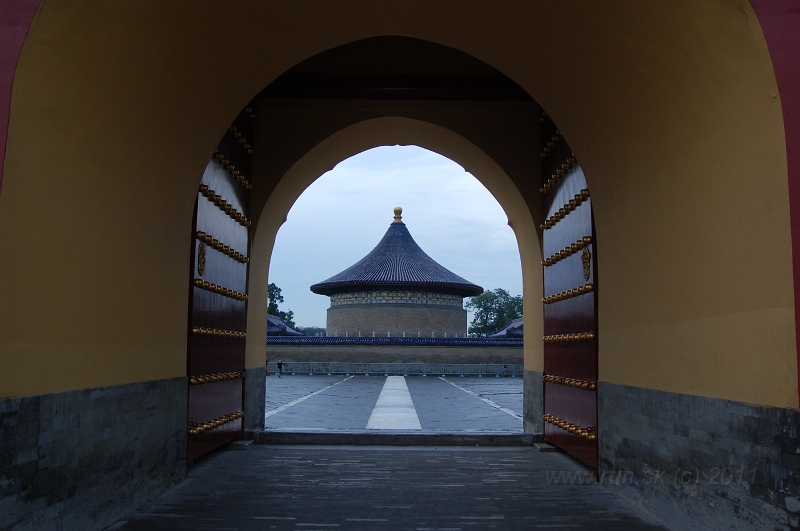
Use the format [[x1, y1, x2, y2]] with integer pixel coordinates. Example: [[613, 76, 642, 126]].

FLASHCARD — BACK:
[[267, 144, 523, 340], [2, 5, 797, 529], [184, 36, 564, 463], [264, 144, 525, 433], [4, 3, 790, 411], [247, 115, 543, 429]]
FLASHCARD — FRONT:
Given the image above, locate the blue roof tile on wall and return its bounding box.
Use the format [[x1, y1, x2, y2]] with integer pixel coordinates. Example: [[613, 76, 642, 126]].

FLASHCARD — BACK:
[[310, 221, 483, 297], [266, 336, 522, 347]]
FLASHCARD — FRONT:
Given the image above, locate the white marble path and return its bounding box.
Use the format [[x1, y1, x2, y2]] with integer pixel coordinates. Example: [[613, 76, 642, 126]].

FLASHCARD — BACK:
[[365, 376, 422, 430]]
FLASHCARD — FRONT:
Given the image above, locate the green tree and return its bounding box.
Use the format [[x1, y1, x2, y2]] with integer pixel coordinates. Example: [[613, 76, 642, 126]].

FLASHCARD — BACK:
[[298, 326, 326, 337], [465, 288, 522, 337], [268, 283, 296, 328]]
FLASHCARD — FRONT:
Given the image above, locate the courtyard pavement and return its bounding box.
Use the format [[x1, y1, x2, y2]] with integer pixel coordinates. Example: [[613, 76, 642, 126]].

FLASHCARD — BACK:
[[107, 375, 667, 530], [264, 374, 523, 432], [111, 445, 666, 530]]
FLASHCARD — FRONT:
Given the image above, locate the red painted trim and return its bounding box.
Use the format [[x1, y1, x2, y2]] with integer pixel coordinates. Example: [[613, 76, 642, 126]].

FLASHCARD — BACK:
[[0, 0, 40, 196], [750, 1, 800, 402]]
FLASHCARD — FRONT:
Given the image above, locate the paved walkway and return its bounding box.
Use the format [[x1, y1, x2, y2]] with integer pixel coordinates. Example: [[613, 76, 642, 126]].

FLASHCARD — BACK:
[[264, 375, 523, 432], [111, 445, 665, 530], [109, 377, 665, 530]]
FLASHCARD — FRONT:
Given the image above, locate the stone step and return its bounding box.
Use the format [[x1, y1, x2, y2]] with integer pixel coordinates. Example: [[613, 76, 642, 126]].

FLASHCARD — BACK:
[[254, 430, 535, 446]]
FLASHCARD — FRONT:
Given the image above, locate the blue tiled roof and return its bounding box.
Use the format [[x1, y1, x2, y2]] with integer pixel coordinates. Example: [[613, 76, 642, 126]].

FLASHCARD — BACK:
[[488, 317, 524, 338], [310, 220, 483, 297], [267, 314, 303, 336], [266, 336, 522, 347]]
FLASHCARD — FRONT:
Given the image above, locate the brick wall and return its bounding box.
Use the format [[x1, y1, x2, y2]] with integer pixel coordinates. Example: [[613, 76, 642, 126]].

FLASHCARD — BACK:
[[599, 382, 800, 531], [243, 367, 265, 435], [0, 377, 186, 531], [523, 369, 544, 438], [326, 304, 467, 338]]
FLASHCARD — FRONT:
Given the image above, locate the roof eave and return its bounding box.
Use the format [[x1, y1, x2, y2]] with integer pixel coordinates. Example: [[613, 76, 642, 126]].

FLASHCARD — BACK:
[[310, 281, 482, 298]]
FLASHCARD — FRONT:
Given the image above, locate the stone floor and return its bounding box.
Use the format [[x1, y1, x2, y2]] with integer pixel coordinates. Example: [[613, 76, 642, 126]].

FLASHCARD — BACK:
[[110, 445, 666, 531], [107, 376, 666, 530], [264, 375, 523, 432]]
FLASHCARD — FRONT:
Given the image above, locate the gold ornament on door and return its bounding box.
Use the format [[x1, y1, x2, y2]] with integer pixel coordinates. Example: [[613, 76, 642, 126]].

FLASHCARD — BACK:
[[581, 247, 591, 281], [197, 242, 206, 276]]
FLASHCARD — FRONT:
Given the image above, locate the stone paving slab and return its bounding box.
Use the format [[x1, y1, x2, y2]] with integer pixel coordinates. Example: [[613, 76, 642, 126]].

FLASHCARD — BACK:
[[264, 375, 522, 432], [110, 445, 666, 531], [255, 431, 534, 446], [406, 377, 521, 432], [265, 375, 345, 412], [265, 376, 385, 430], [447, 378, 523, 413]]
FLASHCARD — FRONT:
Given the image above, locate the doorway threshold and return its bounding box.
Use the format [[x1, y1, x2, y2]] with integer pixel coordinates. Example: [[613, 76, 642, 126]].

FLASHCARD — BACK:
[[254, 429, 534, 446]]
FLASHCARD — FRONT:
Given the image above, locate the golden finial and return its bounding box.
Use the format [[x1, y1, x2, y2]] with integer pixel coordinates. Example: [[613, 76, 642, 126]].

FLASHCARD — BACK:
[[393, 206, 403, 223]]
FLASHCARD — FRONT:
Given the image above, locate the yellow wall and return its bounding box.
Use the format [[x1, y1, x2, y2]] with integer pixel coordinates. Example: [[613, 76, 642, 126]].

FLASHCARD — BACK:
[[0, 1, 794, 407]]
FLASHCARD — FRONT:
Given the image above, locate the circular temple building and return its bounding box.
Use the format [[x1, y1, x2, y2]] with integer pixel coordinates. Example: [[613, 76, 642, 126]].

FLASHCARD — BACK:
[[310, 207, 483, 338]]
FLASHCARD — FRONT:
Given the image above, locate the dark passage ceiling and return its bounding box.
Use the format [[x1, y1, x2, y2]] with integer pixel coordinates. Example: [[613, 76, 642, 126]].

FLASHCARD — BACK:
[[259, 36, 532, 101]]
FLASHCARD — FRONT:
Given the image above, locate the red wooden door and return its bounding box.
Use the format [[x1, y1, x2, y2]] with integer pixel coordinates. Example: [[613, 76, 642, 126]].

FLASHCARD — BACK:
[[540, 112, 598, 468], [187, 108, 255, 463]]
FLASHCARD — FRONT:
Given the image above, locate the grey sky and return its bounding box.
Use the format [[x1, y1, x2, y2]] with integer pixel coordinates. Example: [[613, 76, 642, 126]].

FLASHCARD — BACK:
[[268, 145, 522, 328]]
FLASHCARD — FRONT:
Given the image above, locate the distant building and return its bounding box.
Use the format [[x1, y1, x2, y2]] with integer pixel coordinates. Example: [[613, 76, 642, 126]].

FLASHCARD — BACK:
[[310, 207, 483, 338], [487, 317, 524, 338], [267, 314, 303, 336]]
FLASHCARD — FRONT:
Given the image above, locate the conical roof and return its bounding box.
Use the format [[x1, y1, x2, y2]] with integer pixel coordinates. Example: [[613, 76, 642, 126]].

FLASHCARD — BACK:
[[310, 208, 483, 298]]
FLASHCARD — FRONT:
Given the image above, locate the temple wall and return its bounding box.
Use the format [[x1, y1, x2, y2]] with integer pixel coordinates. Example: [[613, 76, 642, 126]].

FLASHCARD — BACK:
[[267, 343, 522, 365], [326, 304, 467, 338]]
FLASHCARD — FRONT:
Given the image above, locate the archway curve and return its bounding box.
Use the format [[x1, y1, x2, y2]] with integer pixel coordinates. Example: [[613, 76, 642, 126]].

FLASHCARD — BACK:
[[2, 4, 790, 408], [246, 116, 542, 378], [0, 5, 799, 530]]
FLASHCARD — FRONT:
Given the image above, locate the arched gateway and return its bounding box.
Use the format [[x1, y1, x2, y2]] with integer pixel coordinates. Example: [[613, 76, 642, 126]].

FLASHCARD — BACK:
[[2, 4, 800, 531]]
